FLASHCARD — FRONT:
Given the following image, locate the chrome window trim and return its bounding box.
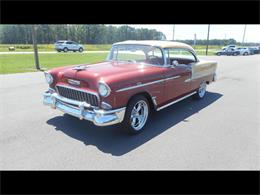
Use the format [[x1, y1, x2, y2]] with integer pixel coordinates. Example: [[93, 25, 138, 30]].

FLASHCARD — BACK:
[[156, 91, 197, 111], [107, 44, 166, 66], [163, 47, 199, 65], [55, 84, 100, 102], [116, 75, 181, 92]]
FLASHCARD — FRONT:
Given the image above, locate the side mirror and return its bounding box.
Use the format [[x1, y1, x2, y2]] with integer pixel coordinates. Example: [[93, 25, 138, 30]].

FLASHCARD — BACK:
[[172, 60, 179, 66]]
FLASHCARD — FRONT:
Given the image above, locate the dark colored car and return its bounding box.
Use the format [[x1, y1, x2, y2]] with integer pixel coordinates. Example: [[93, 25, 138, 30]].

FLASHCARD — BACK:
[[216, 48, 240, 56], [249, 47, 259, 54]]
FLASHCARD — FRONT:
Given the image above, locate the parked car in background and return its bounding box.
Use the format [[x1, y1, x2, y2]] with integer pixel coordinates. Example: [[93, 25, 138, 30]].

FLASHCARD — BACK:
[[237, 47, 250, 55], [54, 40, 84, 52], [43, 40, 217, 134], [222, 45, 236, 50], [248, 47, 256, 55], [216, 47, 240, 56], [249, 47, 259, 54]]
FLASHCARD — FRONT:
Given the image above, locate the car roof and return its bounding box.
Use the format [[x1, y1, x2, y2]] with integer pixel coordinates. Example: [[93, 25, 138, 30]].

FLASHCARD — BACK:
[[113, 40, 195, 52]]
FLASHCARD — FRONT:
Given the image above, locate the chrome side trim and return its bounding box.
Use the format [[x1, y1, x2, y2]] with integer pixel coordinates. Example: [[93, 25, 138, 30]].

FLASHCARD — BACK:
[[185, 78, 192, 82], [164, 75, 180, 81], [152, 96, 157, 106], [156, 91, 196, 111], [116, 76, 181, 92], [185, 74, 212, 83]]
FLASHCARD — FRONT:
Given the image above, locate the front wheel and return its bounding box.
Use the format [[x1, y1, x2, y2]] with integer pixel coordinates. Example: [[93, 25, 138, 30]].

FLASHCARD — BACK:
[[79, 47, 83, 52], [193, 82, 207, 99], [122, 95, 150, 134]]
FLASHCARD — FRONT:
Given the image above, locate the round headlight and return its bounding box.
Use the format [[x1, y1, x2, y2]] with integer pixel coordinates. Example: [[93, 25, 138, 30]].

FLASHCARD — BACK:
[[98, 82, 111, 97], [44, 72, 53, 84]]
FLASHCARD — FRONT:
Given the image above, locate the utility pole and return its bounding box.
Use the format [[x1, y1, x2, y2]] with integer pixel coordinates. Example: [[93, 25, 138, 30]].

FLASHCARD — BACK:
[[206, 24, 210, 56], [242, 24, 247, 45], [32, 25, 40, 70], [172, 25, 175, 41], [194, 33, 197, 46]]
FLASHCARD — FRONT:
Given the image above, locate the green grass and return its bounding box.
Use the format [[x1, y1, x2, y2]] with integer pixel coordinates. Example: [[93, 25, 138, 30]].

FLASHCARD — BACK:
[[0, 45, 217, 74], [0, 53, 108, 74], [0, 44, 112, 52], [0, 44, 225, 52]]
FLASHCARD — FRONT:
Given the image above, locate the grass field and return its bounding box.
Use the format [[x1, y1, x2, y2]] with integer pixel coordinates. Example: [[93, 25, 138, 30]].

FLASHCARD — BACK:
[[0, 44, 219, 74], [0, 44, 224, 52], [0, 44, 112, 52], [0, 53, 108, 74]]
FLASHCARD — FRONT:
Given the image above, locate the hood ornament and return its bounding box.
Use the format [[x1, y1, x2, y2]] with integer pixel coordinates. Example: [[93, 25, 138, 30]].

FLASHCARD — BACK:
[[73, 65, 87, 71]]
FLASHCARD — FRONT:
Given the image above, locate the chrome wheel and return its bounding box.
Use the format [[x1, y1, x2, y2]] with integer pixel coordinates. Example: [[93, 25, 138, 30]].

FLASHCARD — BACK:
[[198, 82, 207, 98], [130, 100, 148, 131]]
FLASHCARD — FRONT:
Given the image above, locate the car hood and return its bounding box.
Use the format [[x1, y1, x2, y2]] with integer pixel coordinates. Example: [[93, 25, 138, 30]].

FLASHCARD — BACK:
[[53, 61, 164, 90]]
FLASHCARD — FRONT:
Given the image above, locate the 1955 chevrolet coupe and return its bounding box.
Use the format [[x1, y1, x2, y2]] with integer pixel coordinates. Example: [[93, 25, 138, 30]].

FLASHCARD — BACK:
[[43, 40, 217, 134]]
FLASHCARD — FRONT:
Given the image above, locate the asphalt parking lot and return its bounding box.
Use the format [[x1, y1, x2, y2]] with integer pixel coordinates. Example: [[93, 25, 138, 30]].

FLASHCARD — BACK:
[[0, 55, 259, 170]]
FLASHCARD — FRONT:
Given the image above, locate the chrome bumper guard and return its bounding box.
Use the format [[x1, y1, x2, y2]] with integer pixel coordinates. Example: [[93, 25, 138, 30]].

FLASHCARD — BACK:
[[43, 90, 126, 126]]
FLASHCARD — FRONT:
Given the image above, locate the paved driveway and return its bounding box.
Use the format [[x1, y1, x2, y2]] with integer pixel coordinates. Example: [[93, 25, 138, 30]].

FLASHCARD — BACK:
[[0, 55, 259, 170]]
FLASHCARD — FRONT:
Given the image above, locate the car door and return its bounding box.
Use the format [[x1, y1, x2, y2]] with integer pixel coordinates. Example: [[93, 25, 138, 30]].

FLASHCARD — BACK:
[[163, 48, 193, 102], [65, 41, 73, 50], [71, 42, 78, 50]]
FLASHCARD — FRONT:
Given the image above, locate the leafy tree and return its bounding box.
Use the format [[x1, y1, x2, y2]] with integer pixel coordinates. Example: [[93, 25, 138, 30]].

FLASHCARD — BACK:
[[0, 25, 166, 44]]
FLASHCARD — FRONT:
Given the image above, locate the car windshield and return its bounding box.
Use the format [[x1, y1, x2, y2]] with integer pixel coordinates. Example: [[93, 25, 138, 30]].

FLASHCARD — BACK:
[[107, 44, 164, 65]]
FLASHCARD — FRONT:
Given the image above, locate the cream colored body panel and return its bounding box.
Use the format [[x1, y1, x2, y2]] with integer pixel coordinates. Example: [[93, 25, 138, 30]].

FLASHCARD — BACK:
[[191, 60, 217, 80], [113, 40, 195, 52]]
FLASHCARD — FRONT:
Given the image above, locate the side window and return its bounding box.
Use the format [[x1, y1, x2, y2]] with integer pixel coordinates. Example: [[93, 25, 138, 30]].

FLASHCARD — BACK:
[[165, 48, 197, 65], [66, 41, 72, 44], [146, 47, 164, 65]]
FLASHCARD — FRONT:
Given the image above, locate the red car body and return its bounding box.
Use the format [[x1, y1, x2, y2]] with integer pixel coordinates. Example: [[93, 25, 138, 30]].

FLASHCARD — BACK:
[[43, 40, 217, 133]]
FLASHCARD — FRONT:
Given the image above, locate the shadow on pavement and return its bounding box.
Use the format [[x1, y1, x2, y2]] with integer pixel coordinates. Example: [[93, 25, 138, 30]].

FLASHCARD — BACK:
[[47, 91, 222, 156]]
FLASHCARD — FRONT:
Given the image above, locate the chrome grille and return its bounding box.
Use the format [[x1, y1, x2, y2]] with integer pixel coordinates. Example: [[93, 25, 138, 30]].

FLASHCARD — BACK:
[[56, 85, 99, 106]]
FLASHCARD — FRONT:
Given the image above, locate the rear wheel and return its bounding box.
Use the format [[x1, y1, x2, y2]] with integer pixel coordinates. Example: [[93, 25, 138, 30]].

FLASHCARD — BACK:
[[217, 53, 221, 56], [122, 95, 150, 134], [244, 52, 248, 56], [63, 47, 68, 52], [193, 82, 207, 99]]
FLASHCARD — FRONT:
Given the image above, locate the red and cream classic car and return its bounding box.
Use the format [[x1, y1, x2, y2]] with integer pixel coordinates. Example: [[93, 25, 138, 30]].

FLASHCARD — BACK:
[[43, 40, 217, 134]]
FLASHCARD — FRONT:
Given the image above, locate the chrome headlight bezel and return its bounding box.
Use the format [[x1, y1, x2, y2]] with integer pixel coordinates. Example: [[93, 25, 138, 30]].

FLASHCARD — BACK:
[[98, 81, 111, 97], [44, 72, 54, 85]]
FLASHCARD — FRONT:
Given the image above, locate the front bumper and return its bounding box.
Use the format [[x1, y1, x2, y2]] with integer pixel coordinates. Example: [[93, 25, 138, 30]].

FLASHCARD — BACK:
[[43, 90, 126, 126]]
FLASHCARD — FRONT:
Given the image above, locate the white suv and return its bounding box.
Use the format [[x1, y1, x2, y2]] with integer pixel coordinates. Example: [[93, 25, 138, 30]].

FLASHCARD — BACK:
[[55, 40, 84, 52]]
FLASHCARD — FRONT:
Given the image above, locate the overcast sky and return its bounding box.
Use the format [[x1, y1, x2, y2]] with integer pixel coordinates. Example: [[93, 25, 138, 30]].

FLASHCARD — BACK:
[[111, 25, 260, 43]]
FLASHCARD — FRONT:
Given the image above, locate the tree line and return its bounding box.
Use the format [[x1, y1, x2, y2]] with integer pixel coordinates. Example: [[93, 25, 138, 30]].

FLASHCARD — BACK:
[[0, 25, 166, 44], [0, 25, 258, 46]]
